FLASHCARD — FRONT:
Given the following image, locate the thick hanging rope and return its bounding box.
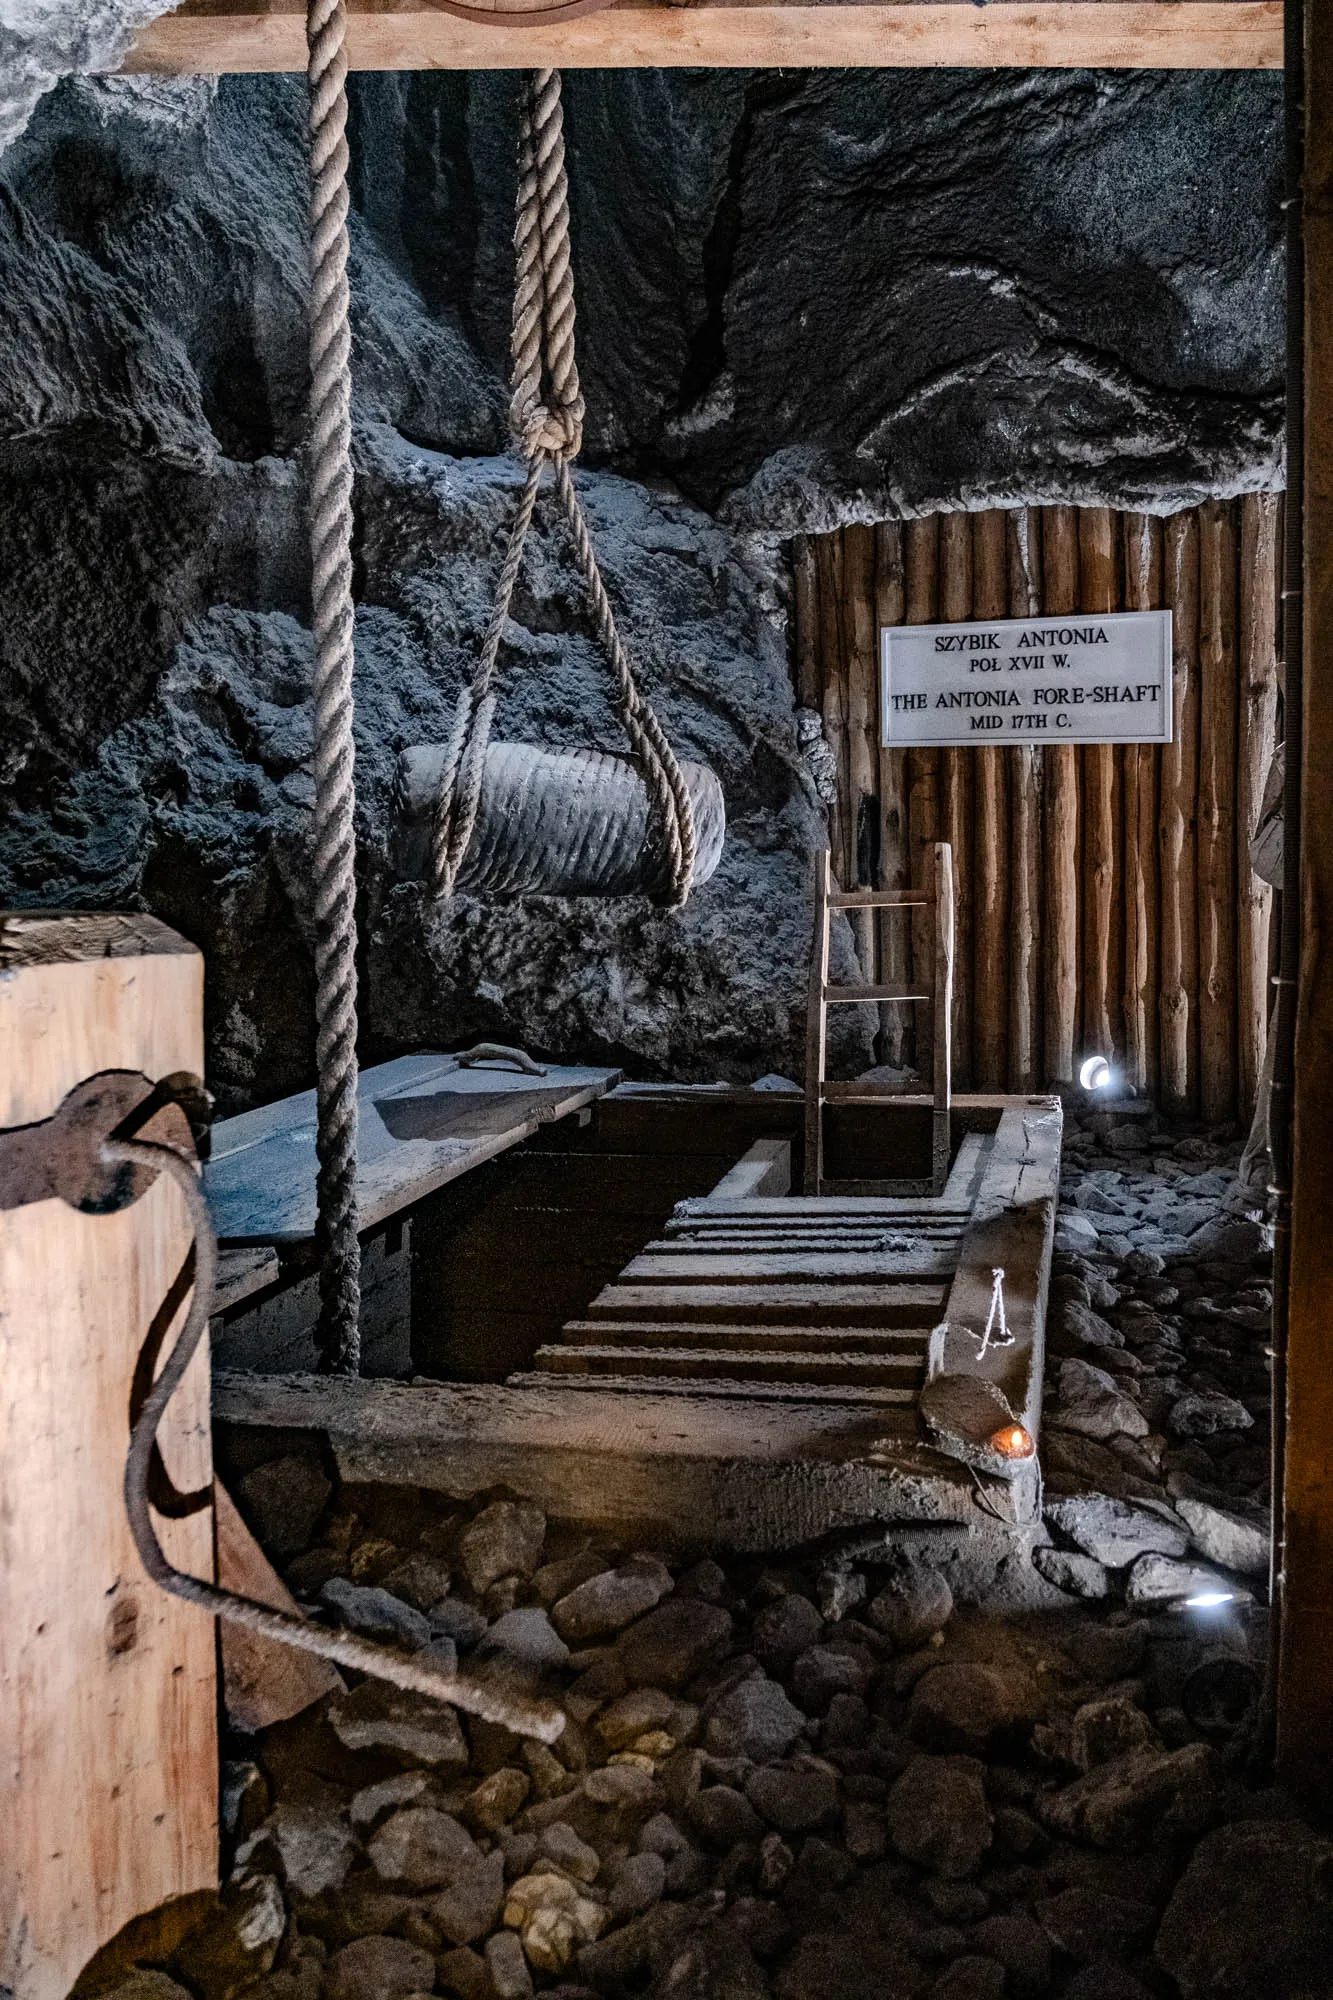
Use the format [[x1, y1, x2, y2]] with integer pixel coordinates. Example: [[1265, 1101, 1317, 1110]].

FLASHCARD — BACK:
[[307, 0, 361, 1373], [429, 68, 697, 910]]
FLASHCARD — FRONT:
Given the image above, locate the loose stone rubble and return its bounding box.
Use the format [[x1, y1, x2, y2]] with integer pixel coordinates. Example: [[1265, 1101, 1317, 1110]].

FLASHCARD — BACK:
[[87, 1102, 1333, 2000]]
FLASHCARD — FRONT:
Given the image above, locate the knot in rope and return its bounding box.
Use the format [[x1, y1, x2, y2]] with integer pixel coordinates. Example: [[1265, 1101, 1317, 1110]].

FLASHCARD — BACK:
[[515, 395, 584, 463], [430, 67, 694, 911]]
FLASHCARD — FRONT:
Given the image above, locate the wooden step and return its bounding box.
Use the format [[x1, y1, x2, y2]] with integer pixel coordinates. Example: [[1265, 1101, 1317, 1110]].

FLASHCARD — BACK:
[[675, 1197, 971, 1219], [508, 1370, 919, 1407], [662, 1210, 963, 1232], [530, 1343, 927, 1388], [824, 984, 929, 1004], [560, 1319, 933, 1354], [622, 1248, 958, 1282], [676, 1200, 964, 1216], [658, 1224, 963, 1250], [585, 1281, 950, 1326]]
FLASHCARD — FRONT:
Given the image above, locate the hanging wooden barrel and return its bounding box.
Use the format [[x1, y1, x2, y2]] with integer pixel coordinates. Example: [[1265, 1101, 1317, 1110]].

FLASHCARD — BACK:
[[396, 741, 726, 899]]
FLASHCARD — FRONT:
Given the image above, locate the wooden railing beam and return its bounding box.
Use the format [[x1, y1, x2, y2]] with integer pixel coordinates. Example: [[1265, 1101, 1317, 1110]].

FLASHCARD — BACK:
[[119, 1, 1283, 75]]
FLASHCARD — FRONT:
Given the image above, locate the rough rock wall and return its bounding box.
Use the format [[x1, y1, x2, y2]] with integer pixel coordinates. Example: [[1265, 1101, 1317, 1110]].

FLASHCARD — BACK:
[[0, 2, 176, 157], [386, 67, 1284, 526], [0, 69, 1284, 1106]]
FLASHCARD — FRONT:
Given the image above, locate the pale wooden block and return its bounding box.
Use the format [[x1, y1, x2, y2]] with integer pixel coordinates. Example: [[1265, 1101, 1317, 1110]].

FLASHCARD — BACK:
[[0, 912, 217, 2000]]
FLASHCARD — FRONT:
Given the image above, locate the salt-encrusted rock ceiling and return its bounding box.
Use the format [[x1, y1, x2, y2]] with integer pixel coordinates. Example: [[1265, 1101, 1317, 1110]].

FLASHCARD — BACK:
[[0, 65, 1283, 1102]]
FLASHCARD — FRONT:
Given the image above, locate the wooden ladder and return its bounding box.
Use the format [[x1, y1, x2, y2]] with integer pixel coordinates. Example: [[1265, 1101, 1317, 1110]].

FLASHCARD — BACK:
[[804, 841, 955, 1196]]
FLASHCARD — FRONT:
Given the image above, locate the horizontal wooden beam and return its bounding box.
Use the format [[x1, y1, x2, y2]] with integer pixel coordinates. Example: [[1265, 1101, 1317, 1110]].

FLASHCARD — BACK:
[[120, 2, 1282, 75]]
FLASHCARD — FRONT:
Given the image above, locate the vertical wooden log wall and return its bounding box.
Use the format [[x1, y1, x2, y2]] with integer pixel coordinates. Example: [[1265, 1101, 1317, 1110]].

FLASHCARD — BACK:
[[793, 497, 1282, 1121], [1281, 0, 1333, 1790]]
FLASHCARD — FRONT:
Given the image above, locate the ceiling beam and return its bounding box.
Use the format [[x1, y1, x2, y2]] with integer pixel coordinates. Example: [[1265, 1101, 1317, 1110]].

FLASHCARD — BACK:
[[119, 1, 1282, 75]]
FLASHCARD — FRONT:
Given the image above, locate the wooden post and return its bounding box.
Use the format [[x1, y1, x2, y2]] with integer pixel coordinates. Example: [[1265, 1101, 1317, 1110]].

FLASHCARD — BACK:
[[1007, 508, 1043, 1092], [906, 516, 942, 1072], [939, 512, 973, 1090], [972, 509, 1009, 1091], [844, 523, 880, 976], [1237, 491, 1280, 1123], [0, 912, 217, 2000], [804, 850, 832, 1195], [1123, 512, 1163, 1098], [933, 840, 955, 1191], [1043, 505, 1081, 1087], [1161, 509, 1201, 1114], [875, 521, 911, 1066], [1281, 0, 1333, 1789], [791, 533, 821, 712], [1197, 499, 1239, 1124], [815, 533, 850, 886], [1080, 507, 1121, 1063]]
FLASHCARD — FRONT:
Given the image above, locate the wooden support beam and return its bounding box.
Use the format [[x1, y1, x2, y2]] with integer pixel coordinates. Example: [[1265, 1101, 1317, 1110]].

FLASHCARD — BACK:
[[791, 534, 820, 713], [907, 517, 942, 1074], [1123, 512, 1163, 1098], [215, 1481, 344, 1732], [933, 839, 955, 1191], [1042, 506, 1081, 1088], [875, 522, 911, 1068], [844, 523, 881, 976], [1161, 509, 1202, 1113], [804, 847, 831, 1196], [939, 514, 973, 1091], [0, 912, 216, 2000], [120, 1, 1284, 75], [973, 509, 1009, 1093], [816, 533, 851, 894], [1007, 509, 1044, 1093], [1237, 490, 1280, 1123], [1280, 0, 1333, 1793], [1197, 498, 1240, 1123], [924, 1099, 1061, 1450], [1079, 507, 1122, 1066]]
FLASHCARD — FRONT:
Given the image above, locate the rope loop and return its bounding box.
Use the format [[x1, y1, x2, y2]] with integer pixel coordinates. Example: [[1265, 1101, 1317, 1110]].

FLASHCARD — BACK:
[[430, 67, 695, 911]]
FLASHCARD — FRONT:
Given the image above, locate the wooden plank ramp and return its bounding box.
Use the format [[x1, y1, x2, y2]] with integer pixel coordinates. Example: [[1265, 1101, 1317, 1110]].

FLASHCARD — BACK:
[[511, 1102, 1059, 1492], [213, 1100, 1061, 1550], [516, 1178, 964, 1404]]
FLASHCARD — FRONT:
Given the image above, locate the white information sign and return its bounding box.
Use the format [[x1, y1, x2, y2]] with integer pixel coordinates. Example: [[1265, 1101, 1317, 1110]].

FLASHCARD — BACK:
[[881, 608, 1173, 748]]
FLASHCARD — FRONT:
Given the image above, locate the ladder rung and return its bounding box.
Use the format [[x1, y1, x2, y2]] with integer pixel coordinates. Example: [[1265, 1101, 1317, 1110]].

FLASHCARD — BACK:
[[827, 891, 931, 910], [824, 985, 930, 1004], [821, 1082, 934, 1102]]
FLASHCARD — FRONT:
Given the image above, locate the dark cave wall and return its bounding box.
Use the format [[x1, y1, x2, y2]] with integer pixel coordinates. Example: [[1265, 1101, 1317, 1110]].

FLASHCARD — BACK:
[[0, 69, 1285, 1110]]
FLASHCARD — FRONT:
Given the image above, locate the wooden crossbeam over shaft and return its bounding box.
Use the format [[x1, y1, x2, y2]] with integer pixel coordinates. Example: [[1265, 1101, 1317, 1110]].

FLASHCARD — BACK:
[[119, 2, 1282, 75]]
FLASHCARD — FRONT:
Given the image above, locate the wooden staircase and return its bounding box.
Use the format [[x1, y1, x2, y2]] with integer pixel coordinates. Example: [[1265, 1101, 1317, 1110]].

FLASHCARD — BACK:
[[513, 1140, 976, 1419]]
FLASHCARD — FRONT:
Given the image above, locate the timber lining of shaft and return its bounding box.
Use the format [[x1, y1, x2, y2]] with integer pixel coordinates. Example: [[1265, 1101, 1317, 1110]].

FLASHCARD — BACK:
[[213, 1097, 1060, 1547]]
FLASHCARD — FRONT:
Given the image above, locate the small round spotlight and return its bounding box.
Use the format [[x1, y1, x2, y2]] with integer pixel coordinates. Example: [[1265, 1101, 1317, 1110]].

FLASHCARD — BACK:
[[989, 1423, 1036, 1462], [1079, 1054, 1113, 1092]]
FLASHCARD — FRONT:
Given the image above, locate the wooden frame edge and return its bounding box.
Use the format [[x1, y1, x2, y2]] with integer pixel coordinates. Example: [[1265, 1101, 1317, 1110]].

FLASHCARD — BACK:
[[119, 1, 1284, 75]]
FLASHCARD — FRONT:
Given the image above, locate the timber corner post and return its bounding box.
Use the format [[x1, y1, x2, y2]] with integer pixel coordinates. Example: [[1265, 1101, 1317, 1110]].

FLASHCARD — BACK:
[[0, 912, 217, 2000], [1279, 0, 1333, 1794], [932, 838, 955, 1191]]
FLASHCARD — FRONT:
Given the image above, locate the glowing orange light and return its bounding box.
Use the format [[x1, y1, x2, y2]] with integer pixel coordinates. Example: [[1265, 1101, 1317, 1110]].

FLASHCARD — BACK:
[[989, 1423, 1035, 1461]]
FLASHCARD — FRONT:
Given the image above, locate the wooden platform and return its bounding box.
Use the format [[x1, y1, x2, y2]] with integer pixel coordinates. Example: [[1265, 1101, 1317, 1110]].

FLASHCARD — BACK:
[[205, 1050, 620, 1247], [214, 1096, 1060, 1547], [514, 1103, 1056, 1456]]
